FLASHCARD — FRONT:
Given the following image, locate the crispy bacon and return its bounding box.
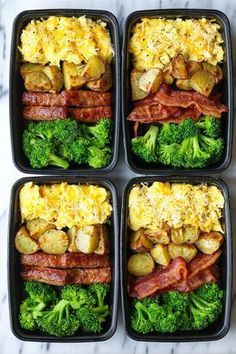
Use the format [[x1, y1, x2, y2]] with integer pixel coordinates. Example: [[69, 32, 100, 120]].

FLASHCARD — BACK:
[[70, 106, 112, 122], [187, 250, 222, 279]]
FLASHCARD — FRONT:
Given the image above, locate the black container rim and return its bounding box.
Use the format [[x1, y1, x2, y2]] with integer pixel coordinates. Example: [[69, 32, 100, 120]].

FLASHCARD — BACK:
[[9, 9, 120, 175], [8, 176, 119, 342], [122, 9, 234, 175], [120, 175, 233, 342]]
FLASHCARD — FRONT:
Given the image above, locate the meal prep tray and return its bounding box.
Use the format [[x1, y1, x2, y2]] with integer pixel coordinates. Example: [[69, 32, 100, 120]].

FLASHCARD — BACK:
[[120, 176, 232, 342], [9, 9, 120, 174], [8, 176, 119, 342], [122, 9, 233, 174]]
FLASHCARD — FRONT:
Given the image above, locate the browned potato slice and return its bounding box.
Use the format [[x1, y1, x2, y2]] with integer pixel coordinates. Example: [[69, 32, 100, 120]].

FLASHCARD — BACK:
[[171, 227, 199, 244], [131, 69, 148, 101], [26, 218, 55, 240], [168, 243, 197, 263], [190, 70, 215, 97], [144, 229, 170, 245], [163, 68, 174, 85], [176, 79, 192, 90], [202, 62, 223, 84], [15, 226, 39, 254], [24, 71, 52, 92], [150, 244, 171, 266], [86, 64, 112, 92], [128, 253, 155, 276], [39, 230, 69, 254], [75, 225, 100, 254], [63, 61, 87, 90], [130, 229, 153, 253], [67, 226, 79, 252], [139, 69, 163, 94], [20, 63, 45, 79], [195, 231, 224, 254], [43, 66, 63, 93], [171, 54, 187, 79], [94, 225, 110, 255], [186, 61, 202, 77], [82, 56, 105, 81]]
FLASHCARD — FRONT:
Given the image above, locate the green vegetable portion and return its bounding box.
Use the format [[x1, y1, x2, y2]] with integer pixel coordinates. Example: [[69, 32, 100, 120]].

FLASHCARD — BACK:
[[130, 283, 224, 334], [19, 281, 110, 337], [131, 117, 224, 168], [23, 118, 113, 169]]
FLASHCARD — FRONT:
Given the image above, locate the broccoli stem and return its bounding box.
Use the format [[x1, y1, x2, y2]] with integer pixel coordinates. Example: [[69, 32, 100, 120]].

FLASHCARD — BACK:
[[48, 153, 69, 169]]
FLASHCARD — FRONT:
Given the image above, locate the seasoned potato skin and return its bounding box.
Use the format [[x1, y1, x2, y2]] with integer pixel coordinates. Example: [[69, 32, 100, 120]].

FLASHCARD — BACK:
[[171, 54, 187, 79], [39, 230, 69, 255], [82, 56, 105, 81], [43, 66, 63, 93], [190, 70, 215, 97], [94, 225, 110, 255], [202, 62, 223, 84], [26, 218, 55, 240], [24, 71, 52, 92], [168, 242, 197, 263], [67, 226, 79, 252], [186, 61, 202, 76], [144, 228, 170, 245], [20, 63, 44, 79], [131, 69, 148, 100], [128, 252, 155, 276], [176, 79, 192, 90], [163, 68, 174, 85], [171, 226, 199, 244], [86, 65, 112, 92], [138, 69, 163, 94], [75, 225, 100, 254], [195, 231, 224, 254], [150, 244, 171, 266], [130, 229, 153, 253], [15, 226, 39, 254], [63, 61, 87, 90]]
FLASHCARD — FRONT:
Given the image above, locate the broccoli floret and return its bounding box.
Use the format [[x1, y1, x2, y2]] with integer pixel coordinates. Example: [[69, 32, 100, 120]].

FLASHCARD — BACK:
[[77, 307, 107, 333], [158, 123, 180, 145], [130, 301, 154, 334], [81, 119, 113, 148], [194, 283, 224, 303], [199, 135, 224, 164], [158, 143, 180, 166], [23, 130, 69, 169], [38, 299, 80, 337], [131, 125, 159, 163], [196, 116, 221, 138], [61, 285, 96, 310], [52, 119, 80, 142], [88, 284, 110, 308], [70, 137, 90, 164], [175, 136, 210, 168], [162, 291, 189, 312], [24, 281, 57, 304], [87, 146, 112, 168], [154, 305, 179, 333], [178, 118, 199, 139]]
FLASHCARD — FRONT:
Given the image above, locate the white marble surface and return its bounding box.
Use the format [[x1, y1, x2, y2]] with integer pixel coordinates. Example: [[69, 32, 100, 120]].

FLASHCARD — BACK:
[[0, 0, 236, 353]]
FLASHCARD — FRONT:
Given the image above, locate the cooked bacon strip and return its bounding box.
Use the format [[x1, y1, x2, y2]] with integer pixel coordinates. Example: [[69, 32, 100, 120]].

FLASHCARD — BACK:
[[23, 106, 68, 120], [22, 92, 67, 106], [131, 257, 187, 299], [187, 250, 222, 279], [63, 90, 112, 107], [21, 266, 68, 286], [20, 252, 110, 269], [68, 267, 111, 284], [70, 106, 112, 122]]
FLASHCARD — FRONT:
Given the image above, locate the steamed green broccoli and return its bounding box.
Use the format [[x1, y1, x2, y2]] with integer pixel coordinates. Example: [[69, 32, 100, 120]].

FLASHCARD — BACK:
[[158, 143, 180, 166], [194, 283, 224, 303], [87, 146, 112, 168], [131, 125, 159, 162], [158, 123, 180, 145], [61, 285, 96, 310], [77, 306, 108, 333], [196, 116, 221, 138], [81, 118, 113, 148], [88, 284, 110, 308], [199, 135, 224, 164], [130, 300, 155, 334], [70, 137, 90, 164]]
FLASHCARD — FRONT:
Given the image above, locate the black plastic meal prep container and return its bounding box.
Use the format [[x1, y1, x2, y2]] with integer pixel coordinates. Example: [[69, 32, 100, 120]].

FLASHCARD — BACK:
[[9, 9, 120, 174], [122, 9, 233, 174], [120, 176, 232, 342], [8, 176, 119, 342]]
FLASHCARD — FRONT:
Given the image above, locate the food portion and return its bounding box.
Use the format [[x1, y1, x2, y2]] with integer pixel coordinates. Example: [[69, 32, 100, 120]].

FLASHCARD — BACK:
[[18, 16, 115, 169], [127, 17, 228, 169], [127, 181, 225, 334], [16, 182, 113, 336]]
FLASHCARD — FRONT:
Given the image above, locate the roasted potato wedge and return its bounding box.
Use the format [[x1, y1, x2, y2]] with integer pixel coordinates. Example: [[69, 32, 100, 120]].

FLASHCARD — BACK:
[[15, 226, 39, 254], [26, 218, 55, 240], [63, 61, 87, 90], [202, 62, 223, 84], [195, 231, 224, 254], [138, 69, 163, 94], [82, 56, 105, 81], [20, 63, 45, 79], [176, 79, 192, 90], [86, 64, 112, 92], [130, 229, 153, 253], [150, 244, 171, 266], [168, 243, 197, 263], [171, 227, 199, 244], [39, 230, 69, 254], [94, 225, 110, 255], [186, 61, 202, 77], [75, 225, 100, 254], [43, 66, 63, 93], [163, 67, 174, 85], [128, 252, 155, 276], [131, 69, 148, 101], [24, 71, 52, 92], [171, 54, 187, 79], [144, 228, 170, 245], [67, 226, 79, 252], [190, 70, 215, 97]]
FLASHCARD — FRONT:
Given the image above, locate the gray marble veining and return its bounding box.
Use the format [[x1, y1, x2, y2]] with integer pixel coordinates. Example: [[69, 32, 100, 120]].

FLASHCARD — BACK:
[[0, 0, 236, 353]]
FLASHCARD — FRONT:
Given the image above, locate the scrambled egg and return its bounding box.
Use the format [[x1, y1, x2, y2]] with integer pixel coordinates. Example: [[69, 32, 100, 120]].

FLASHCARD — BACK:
[[128, 182, 224, 233], [20, 182, 112, 229], [129, 18, 224, 71], [19, 16, 113, 67]]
